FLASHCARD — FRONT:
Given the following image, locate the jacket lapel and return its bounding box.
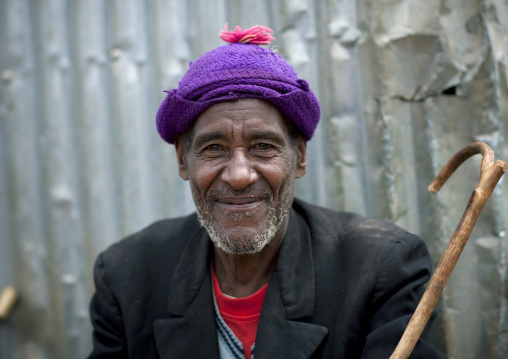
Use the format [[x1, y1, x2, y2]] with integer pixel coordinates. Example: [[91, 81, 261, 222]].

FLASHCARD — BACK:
[[153, 227, 220, 359], [255, 209, 329, 358]]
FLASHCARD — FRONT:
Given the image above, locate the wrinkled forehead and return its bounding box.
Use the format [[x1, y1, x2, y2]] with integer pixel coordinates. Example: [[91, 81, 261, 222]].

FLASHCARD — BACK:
[[198, 98, 283, 120], [184, 98, 291, 142]]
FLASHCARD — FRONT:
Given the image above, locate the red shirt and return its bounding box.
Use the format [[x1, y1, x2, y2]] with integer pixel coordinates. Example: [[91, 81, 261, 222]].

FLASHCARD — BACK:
[[212, 267, 268, 359]]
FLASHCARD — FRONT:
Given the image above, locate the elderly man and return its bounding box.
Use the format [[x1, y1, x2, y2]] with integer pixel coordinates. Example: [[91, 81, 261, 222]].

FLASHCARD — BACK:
[[88, 26, 443, 358]]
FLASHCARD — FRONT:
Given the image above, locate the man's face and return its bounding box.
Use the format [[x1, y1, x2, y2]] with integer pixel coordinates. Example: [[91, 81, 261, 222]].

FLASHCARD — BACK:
[[174, 98, 307, 255]]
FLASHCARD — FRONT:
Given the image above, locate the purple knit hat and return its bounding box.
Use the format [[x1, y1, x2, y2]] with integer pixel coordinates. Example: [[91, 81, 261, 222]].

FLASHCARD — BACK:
[[155, 25, 320, 144]]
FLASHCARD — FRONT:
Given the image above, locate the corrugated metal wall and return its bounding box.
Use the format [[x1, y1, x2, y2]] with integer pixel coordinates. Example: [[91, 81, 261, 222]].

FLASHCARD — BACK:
[[0, 0, 507, 358]]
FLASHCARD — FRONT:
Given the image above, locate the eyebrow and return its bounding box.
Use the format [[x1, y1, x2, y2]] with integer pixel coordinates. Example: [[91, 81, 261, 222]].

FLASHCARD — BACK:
[[249, 130, 285, 143], [193, 132, 227, 148]]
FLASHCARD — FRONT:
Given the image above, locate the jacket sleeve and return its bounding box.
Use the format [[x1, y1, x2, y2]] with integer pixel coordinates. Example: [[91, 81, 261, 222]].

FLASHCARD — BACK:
[[87, 252, 128, 359], [361, 232, 444, 359]]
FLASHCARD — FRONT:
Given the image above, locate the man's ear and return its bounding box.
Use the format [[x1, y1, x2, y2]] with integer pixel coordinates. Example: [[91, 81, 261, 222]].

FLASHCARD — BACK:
[[295, 137, 307, 178], [174, 135, 189, 181]]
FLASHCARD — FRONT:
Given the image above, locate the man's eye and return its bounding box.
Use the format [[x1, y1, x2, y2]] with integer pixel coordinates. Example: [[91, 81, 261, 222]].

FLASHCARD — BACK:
[[205, 144, 223, 152], [202, 144, 228, 156], [253, 143, 272, 151]]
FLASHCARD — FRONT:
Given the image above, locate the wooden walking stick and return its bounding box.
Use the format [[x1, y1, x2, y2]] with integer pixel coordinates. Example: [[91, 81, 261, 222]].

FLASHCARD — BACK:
[[390, 142, 506, 359]]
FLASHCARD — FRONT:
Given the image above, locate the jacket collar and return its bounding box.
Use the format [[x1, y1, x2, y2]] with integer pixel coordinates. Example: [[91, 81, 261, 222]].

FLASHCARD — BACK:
[[255, 208, 329, 357], [153, 225, 220, 358], [154, 207, 328, 358], [165, 224, 211, 316], [273, 207, 316, 319]]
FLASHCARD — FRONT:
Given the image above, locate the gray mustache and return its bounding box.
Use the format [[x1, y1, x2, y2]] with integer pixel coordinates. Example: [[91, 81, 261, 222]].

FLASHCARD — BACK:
[[206, 184, 273, 201]]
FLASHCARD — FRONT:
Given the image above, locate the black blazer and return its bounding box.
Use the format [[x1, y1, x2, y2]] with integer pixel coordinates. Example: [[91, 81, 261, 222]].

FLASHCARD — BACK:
[[88, 198, 443, 358]]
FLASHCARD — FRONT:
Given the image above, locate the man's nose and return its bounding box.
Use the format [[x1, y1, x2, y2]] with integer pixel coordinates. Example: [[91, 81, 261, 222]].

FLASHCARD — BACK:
[[221, 150, 258, 190]]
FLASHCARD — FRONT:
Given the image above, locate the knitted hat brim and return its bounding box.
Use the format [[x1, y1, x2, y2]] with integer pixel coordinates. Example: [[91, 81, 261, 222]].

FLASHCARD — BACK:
[[156, 80, 320, 144]]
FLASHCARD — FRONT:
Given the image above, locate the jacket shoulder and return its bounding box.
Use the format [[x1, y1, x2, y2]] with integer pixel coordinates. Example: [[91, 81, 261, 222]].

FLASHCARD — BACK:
[[96, 212, 202, 283], [107, 212, 198, 252], [292, 198, 417, 247]]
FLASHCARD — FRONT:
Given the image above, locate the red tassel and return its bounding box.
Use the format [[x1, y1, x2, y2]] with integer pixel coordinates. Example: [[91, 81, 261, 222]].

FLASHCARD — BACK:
[[219, 23, 275, 45]]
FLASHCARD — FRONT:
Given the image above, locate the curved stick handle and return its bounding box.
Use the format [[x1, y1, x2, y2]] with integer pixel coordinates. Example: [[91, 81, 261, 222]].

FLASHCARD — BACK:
[[390, 142, 506, 359], [428, 142, 497, 193]]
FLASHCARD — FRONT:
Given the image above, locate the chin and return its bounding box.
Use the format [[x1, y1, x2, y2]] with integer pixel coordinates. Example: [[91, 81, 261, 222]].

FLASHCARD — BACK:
[[198, 207, 288, 255]]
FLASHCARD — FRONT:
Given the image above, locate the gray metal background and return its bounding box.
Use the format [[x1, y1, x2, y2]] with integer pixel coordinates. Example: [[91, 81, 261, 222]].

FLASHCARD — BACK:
[[0, 0, 507, 358]]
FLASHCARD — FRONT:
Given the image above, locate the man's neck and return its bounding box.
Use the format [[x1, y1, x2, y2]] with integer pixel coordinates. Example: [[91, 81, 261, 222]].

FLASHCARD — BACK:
[[212, 222, 287, 298]]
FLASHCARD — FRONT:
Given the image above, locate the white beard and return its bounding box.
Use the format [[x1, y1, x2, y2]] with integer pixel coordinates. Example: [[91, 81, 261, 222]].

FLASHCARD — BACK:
[[192, 185, 292, 255], [196, 205, 289, 255]]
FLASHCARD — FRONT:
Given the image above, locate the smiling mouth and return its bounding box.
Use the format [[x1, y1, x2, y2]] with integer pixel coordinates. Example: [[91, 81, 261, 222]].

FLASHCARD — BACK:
[[215, 197, 264, 211]]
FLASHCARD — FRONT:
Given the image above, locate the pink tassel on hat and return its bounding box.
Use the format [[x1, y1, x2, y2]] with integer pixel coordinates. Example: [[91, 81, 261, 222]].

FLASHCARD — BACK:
[[219, 23, 275, 45]]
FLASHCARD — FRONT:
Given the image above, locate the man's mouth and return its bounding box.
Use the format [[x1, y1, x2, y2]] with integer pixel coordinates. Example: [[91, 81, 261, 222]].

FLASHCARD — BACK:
[[215, 197, 264, 211]]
